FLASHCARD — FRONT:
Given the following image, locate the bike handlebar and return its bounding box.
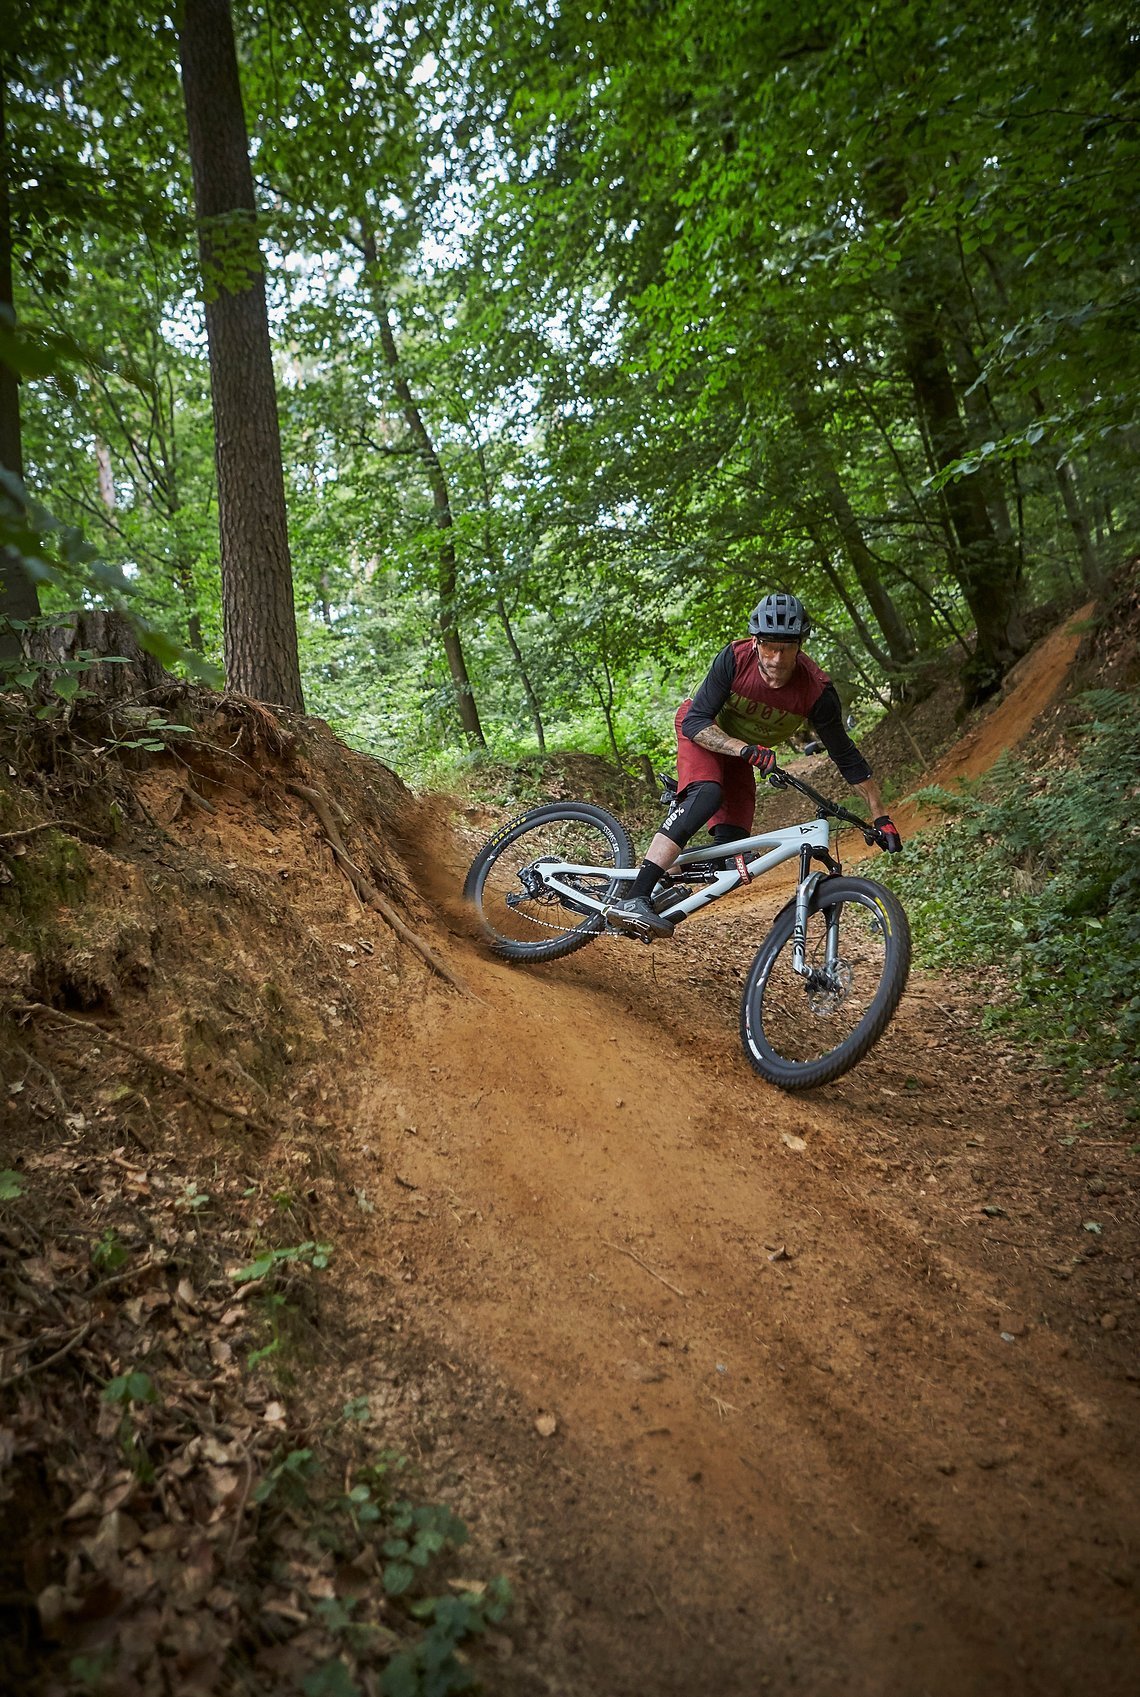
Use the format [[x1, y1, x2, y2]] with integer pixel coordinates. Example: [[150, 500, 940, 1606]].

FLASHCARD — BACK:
[[766, 765, 891, 851]]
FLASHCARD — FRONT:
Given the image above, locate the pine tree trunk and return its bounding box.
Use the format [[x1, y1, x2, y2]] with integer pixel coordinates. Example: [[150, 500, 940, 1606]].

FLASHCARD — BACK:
[[0, 70, 41, 650], [178, 0, 304, 712]]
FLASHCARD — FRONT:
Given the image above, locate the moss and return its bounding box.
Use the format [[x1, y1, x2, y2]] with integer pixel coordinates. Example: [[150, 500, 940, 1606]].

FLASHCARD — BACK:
[[0, 831, 90, 950]]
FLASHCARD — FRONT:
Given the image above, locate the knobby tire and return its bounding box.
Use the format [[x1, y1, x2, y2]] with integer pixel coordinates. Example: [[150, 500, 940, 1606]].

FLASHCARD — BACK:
[[464, 801, 635, 962], [740, 877, 911, 1090]]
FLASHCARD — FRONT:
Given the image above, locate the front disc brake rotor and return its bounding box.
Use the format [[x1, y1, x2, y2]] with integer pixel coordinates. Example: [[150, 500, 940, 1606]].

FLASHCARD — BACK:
[[805, 959, 854, 1018]]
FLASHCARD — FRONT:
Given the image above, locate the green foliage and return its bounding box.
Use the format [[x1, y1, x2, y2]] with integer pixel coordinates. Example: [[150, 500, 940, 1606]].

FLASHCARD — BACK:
[[253, 1446, 317, 1507], [102, 1371, 157, 1406], [91, 1228, 129, 1273], [230, 1240, 333, 1283], [0, 631, 130, 716], [877, 691, 1140, 1099], [102, 1369, 159, 1479], [0, 1170, 27, 1202], [253, 1442, 510, 1695]]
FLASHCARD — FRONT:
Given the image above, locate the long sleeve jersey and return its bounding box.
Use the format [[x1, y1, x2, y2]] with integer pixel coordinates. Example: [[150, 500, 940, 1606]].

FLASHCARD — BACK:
[[680, 641, 872, 785]]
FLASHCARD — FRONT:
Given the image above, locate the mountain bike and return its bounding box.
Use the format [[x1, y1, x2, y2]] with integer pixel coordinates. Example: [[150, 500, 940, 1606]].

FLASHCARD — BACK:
[[463, 767, 911, 1090]]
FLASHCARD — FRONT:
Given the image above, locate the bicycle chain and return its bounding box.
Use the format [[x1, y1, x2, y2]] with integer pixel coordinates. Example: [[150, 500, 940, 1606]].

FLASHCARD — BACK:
[[497, 866, 611, 937]]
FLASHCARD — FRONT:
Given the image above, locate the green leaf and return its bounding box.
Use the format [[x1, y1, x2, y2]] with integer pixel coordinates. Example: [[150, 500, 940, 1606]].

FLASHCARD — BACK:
[[380, 1654, 419, 1697], [0, 1170, 26, 1201], [382, 1560, 416, 1596], [302, 1659, 361, 1697], [102, 1371, 157, 1406]]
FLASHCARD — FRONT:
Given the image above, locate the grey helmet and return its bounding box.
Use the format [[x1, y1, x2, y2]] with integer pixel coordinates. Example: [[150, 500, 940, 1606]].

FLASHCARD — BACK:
[[748, 592, 811, 642]]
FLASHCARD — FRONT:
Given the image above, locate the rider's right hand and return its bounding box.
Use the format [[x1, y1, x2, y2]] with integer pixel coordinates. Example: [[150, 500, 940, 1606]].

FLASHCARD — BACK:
[[741, 744, 776, 773]]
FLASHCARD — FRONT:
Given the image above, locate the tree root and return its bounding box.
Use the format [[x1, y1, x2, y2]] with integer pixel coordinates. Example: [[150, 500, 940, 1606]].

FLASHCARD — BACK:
[[9, 1002, 278, 1138], [0, 820, 110, 846], [285, 781, 469, 994]]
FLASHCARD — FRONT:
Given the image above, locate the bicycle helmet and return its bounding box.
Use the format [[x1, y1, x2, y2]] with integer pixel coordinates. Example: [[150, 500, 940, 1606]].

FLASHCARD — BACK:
[[748, 592, 811, 642]]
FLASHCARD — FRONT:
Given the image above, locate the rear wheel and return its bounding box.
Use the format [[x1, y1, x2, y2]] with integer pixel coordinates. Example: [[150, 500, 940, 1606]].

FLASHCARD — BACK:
[[463, 802, 635, 962], [740, 877, 910, 1089]]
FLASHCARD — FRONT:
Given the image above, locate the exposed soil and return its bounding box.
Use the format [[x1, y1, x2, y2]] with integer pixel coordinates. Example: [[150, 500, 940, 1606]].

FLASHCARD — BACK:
[[1, 606, 1136, 1696]]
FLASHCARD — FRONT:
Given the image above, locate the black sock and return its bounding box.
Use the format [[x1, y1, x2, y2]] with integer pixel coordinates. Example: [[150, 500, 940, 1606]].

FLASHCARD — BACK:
[[629, 859, 667, 901]]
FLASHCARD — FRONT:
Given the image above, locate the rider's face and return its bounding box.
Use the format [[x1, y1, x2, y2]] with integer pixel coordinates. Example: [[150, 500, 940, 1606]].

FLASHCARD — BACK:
[[754, 638, 800, 687]]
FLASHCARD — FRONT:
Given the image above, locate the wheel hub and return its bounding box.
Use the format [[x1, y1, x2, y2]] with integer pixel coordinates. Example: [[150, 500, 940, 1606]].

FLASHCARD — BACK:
[[804, 959, 854, 1017]]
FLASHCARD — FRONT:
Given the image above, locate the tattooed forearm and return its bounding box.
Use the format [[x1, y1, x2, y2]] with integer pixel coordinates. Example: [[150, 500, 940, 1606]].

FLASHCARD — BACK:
[[691, 725, 746, 758]]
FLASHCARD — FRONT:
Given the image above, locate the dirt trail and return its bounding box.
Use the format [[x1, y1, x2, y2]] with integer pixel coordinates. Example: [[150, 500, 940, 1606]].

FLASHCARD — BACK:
[[274, 606, 1134, 1697], [889, 602, 1094, 838], [318, 608, 1136, 1697], [341, 907, 1135, 1696]]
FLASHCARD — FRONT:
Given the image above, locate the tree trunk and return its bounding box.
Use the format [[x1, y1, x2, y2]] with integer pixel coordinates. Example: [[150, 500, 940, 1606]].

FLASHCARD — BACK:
[[898, 315, 1027, 701], [178, 0, 304, 711], [96, 438, 116, 511], [495, 590, 545, 752], [471, 438, 544, 750], [808, 534, 894, 670], [362, 239, 485, 748], [787, 388, 917, 667], [1027, 392, 1101, 589], [0, 69, 41, 651]]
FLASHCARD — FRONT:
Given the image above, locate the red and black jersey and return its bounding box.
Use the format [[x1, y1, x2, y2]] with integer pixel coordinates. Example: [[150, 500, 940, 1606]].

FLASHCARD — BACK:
[[680, 641, 872, 785]]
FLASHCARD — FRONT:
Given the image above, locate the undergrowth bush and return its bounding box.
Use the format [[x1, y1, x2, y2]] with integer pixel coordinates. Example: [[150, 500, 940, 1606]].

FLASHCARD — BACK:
[[876, 690, 1140, 1107]]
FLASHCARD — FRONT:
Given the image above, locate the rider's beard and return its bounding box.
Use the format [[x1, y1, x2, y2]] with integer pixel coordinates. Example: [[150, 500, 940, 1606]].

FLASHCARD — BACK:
[[758, 657, 794, 687]]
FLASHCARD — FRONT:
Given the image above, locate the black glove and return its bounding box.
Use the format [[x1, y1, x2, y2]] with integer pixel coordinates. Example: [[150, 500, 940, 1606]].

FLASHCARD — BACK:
[[874, 815, 903, 853], [741, 744, 776, 774]]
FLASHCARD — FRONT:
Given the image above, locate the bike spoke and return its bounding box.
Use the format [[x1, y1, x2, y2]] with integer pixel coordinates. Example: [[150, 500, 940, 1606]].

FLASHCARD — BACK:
[[475, 816, 624, 950], [756, 898, 890, 1067]]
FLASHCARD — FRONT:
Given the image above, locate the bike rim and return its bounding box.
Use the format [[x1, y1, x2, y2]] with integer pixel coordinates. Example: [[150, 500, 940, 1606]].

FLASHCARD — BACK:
[[475, 814, 627, 950], [753, 892, 893, 1069]]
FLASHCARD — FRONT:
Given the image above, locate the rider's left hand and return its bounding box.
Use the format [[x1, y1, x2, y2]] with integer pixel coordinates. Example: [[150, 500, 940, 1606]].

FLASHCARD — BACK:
[[874, 815, 903, 853]]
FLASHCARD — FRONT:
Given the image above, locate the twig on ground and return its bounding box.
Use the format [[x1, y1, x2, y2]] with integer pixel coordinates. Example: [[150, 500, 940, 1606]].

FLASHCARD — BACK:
[[228, 1454, 257, 1560], [286, 781, 469, 994], [12, 1043, 71, 1119], [11, 1003, 278, 1138], [602, 1238, 687, 1299], [0, 1319, 94, 1390]]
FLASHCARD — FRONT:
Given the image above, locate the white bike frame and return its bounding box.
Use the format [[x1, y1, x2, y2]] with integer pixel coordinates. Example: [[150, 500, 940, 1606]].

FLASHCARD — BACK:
[[538, 816, 835, 976]]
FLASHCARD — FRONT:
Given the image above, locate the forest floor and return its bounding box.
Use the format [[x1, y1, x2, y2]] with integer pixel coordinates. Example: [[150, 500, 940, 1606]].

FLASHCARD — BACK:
[[1, 601, 1136, 1697]]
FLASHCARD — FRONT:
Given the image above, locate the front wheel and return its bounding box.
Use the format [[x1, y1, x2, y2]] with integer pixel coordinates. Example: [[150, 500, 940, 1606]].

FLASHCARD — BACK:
[[463, 801, 635, 962], [740, 877, 910, 1090]]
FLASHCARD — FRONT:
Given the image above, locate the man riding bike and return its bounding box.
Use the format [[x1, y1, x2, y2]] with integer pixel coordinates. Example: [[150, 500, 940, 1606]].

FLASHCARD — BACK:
[[607, 592, 903, 938]]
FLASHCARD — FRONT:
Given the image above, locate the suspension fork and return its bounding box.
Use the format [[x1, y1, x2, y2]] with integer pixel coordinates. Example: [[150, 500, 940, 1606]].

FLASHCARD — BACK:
[[791, 845, 827, 977]]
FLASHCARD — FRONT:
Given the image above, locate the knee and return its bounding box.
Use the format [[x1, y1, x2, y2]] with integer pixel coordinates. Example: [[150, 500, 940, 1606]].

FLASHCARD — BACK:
[[661, 780, 722, 846]]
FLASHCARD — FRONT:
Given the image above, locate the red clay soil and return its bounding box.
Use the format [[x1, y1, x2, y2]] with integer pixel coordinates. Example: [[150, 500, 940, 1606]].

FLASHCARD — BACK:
[[890, 602, 1094, 837], [306, 603, 1136, 1697]]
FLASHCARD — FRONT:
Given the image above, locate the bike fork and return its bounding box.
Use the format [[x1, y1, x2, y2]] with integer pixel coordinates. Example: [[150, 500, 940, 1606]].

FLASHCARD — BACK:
[[792, 845, 827, 977]]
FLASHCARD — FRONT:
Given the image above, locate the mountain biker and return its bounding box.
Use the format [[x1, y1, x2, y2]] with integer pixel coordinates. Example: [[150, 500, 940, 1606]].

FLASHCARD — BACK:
[[607, 592, 903, 938]]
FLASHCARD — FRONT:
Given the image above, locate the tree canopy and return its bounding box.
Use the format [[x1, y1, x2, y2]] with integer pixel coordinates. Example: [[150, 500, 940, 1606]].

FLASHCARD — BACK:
[[2, 0, 1135, 765]]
